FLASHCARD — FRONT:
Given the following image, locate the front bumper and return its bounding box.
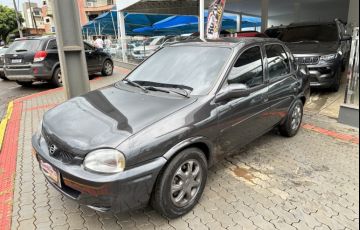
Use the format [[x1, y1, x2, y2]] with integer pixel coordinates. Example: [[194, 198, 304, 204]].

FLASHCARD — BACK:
[[32, 134, 166, 213], [4, 63, 52, 82], [307, 62, 340, 88]]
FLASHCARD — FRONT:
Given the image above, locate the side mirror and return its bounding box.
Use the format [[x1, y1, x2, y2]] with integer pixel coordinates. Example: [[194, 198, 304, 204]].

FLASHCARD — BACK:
[[215, 84, 250, 103], [297, 64, 309, 75]]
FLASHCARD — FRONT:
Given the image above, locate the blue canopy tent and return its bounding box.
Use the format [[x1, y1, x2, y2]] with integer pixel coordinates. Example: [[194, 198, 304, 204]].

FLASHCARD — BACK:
[[82, 10, 261, 37], [132, 14, 261, 36], [82, 11, 169, 36]]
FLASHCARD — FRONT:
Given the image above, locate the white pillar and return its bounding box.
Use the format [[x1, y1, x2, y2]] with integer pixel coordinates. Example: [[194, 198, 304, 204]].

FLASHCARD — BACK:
[[199, 0, 205, 40], [261, 0, 269, 32], [118, 11, 128, 62], [236, 14, 241, 32]]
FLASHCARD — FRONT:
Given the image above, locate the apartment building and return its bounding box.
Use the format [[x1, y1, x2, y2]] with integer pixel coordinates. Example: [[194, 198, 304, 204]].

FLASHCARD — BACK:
[[22, 2, 45, 30], [78, 0, 115, 25]]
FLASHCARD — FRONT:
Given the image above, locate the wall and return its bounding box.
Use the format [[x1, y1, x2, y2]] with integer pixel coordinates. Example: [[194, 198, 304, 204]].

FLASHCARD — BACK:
[[347, 0, 359, 27]]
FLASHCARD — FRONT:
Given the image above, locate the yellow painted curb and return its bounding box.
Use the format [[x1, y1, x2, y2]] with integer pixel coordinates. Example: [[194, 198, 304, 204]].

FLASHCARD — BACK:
[[0, 101, 14, 151]]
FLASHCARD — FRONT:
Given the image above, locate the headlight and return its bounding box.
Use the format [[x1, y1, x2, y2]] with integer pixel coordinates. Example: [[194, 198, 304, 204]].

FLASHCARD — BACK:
[[320, 54, 337, 62], [84, 149, 125, 174]]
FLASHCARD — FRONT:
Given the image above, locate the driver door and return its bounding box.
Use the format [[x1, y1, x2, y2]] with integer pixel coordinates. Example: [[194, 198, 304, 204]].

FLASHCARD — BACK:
[[216, 46, 270, 154]]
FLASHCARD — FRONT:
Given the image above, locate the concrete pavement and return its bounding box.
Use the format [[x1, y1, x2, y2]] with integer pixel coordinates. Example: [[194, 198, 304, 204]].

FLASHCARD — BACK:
[[0, 68, 359, 230]]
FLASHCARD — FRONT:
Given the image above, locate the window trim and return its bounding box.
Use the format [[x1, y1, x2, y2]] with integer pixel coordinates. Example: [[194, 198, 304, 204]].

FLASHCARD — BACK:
[[264, 43, 294, 83], [45, 39, 57, 50], [219, 44, 266, 90]]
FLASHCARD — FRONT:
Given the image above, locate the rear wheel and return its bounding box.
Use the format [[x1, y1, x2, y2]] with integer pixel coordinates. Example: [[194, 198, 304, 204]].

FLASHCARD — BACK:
[[151, 148, 207, 218], [101, 60, 113, 76], [16, 81, 33, 87], [279, 99, 304, 137], [51, 67, 63, 87]]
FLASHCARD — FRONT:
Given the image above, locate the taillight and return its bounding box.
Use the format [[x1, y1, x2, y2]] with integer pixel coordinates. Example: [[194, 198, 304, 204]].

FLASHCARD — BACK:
[[34, 51, 48, 62]]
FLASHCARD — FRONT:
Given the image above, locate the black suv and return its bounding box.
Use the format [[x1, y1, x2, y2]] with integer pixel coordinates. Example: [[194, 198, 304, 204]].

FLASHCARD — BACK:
[[279, 20, 351, 91], [4, 36, 114, 87]]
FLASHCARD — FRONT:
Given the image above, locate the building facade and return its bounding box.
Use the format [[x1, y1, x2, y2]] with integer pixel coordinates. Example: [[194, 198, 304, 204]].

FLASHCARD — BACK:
[[22, 2, 45, 30], [78, 0, 115, 25]]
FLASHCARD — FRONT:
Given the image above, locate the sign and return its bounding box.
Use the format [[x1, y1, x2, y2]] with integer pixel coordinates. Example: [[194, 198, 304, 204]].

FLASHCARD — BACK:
[[206, 0, 227, 39]]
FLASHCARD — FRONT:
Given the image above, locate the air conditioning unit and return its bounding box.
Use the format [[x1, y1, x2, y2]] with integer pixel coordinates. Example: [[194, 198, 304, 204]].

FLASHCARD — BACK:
[[86, 2, 94, 7]]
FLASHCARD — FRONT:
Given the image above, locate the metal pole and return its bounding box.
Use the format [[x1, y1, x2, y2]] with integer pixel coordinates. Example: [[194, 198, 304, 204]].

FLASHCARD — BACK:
[[28, 0, 38, 33], [236, 14, 241, 32], [12, 0, 23, 37], [110, 10, 117, 39], [52, 0, 90, 99], [199, 0, 205, 40], [261, 0, 269, 32], [119, 11, 128, 62]]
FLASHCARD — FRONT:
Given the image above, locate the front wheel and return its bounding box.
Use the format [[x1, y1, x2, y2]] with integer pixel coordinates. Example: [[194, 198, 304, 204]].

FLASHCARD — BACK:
[[330, 68, 342, 92], [151, 148, 208, 219], [279, 99, 304, 137], [101, 60, 113, 76], [0, 75, 9, 80]]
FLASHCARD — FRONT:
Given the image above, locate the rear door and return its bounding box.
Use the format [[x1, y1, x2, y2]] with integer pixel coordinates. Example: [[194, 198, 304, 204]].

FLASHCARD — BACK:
[[265, 44, 298, 126], [5, 39, 42, 66], [45, 39, 59, 69], [84, 42, 99, 73]]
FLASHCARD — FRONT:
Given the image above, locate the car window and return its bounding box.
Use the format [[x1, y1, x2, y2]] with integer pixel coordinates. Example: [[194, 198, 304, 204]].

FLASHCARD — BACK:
[[280, 24, 339, 42], [127, 46, 232, 95], [46, 40, 57, 50], [266, 44, 291, 80], [84, 42, 94, 51], [7, 40, 41, 53], [228, 46, 264, 88]]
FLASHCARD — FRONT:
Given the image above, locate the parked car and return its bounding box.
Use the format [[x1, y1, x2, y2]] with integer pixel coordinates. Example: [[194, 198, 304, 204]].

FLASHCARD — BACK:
[[4, 36, 114, 87], [265, 25, 287, 38], [279, 20, 351, 91], [0, 46, 9, 80], [131, 36, 166, 59], [32, 38, 310, 218], [234, 31, 268, 38]]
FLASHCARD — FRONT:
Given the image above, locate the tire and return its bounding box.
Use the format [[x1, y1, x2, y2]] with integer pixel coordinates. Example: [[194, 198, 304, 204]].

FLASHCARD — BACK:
[[16, 81, 33, 87], [51, 67, 63, 87], [0, 75, 8, 80], [101, 60, 113, 76], [279, 99, 304, 137], [330, 68, 341, 92], [151, 148, 208, 218]]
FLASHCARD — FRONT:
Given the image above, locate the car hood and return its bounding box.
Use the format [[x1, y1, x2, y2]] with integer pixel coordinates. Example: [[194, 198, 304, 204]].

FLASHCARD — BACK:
[[42, 86, 196, 156], [286, 41, 339, 56]]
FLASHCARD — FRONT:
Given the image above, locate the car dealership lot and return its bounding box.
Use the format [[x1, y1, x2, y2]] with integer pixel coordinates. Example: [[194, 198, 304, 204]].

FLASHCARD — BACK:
[[1, 72, 357, 230]]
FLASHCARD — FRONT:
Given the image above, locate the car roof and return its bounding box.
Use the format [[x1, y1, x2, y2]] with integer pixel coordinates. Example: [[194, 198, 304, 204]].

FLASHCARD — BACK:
[[170, 37, 281, 49], [14, 35, 55, 41]]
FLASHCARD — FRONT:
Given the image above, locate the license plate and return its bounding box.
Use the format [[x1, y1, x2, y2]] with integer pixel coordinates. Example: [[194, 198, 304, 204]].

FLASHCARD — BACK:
[[40, 160, 61, 188], [11, 59, 22, 64]]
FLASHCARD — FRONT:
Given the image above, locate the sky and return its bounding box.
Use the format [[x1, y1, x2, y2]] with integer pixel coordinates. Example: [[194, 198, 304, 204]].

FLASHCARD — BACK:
[[1, 0, 42, 10]]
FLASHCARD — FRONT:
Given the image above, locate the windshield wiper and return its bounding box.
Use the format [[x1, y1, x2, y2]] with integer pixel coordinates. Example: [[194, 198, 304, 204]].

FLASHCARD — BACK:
[[146, 86, 190, 98], [290, 40, 319, 44], [15, 49, 28, 52], [123, 79, 148, 93]]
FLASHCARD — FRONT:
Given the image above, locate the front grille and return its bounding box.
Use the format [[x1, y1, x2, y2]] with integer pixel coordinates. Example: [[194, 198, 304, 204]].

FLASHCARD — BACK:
[[42, 128, 76, 164], [295, 56, 320, 65]]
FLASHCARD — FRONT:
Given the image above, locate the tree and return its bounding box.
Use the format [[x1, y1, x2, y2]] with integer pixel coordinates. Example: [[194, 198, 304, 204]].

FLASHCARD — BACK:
[[0, 4, 23, 44]]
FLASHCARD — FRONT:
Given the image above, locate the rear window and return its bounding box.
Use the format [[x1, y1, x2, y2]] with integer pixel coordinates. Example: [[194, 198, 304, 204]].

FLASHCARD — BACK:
[[280, 24, 339, 42], [7, 40, 41, 53]]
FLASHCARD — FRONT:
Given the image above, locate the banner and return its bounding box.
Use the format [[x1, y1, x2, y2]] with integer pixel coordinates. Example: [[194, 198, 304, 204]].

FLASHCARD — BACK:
[[206, 0, 227, 39]]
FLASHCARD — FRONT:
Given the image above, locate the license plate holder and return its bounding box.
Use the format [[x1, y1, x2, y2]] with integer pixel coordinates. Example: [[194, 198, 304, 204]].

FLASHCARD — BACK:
[[11, 59, 22, 64], [40, 160, 61, 188]]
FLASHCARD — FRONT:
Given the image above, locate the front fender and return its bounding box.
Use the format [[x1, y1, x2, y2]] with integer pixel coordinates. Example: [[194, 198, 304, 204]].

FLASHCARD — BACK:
[[163, 136, 215, 167]]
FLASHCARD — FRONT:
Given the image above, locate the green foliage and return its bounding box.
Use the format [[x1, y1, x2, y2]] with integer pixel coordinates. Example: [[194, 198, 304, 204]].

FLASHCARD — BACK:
[[0, 4, 24, 43]]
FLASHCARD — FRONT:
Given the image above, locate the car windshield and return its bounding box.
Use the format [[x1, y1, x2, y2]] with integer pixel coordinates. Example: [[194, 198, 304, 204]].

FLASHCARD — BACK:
[[126, 46, 232, 95], [7, 39, 41, 53], [280, 24, 339, 42]]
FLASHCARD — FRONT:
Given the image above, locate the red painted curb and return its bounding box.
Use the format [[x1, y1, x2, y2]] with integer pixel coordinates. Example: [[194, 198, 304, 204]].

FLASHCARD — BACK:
[[303, 123, 359, 145], [0, 101, 22, 230]]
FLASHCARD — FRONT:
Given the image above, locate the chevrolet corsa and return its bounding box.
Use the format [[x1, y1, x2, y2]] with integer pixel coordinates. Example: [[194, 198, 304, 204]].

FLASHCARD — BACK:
[[33, 38, 310, 218]]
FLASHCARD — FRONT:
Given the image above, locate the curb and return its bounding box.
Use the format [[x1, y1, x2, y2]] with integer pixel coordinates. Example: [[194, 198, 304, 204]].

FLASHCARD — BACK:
[[0, 101, 14, 151]]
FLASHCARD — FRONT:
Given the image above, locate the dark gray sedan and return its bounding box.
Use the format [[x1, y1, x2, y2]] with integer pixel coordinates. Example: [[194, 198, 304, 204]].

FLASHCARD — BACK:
[[32, 38, 310, 218]]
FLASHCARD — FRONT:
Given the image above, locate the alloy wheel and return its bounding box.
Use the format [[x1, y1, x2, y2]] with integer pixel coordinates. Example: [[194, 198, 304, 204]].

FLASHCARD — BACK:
[[104, 62, 113, 75], [171, 159, 202, 208], [291, 104, 302, 130]]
